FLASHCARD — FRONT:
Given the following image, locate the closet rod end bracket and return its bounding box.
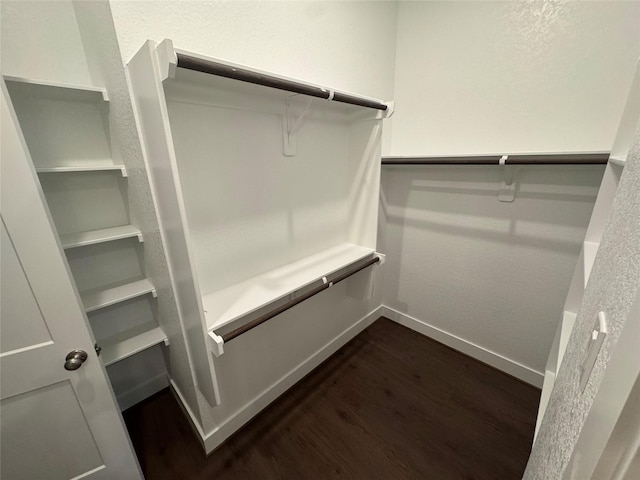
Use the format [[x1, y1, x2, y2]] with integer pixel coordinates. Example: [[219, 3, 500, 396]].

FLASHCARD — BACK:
[[374, 252, 386, 265], [156, 39, 178, 81], [208, 331, 224, 357], [383, 101, 395, 119]]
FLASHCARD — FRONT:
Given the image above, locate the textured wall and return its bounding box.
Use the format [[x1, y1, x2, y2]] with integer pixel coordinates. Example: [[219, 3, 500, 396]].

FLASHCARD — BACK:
[[390, 1, 640, 155], [382, 1, 640, 381], [524, 126, 640, 478]]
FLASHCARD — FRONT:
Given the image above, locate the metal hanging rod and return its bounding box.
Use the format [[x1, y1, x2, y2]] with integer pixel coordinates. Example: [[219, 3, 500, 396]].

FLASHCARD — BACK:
[[175, 52, 389, 112], [219, 255, 381, 345], [381, 152, 610, 165]]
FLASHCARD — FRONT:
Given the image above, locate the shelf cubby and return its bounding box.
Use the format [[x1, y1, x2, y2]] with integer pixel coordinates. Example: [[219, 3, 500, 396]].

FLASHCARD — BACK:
[[4, 75, 114, 171], [100, 324, 167, 366]]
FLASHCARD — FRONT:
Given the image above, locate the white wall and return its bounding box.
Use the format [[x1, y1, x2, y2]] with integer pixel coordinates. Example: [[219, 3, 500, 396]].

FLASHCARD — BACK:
[[382, 1, 640, 382], [110, 0, 397, 107], [390, 1, 640, 155]]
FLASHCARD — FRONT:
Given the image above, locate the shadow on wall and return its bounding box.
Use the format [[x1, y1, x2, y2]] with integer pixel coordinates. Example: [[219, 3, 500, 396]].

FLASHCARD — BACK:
[[378, 164, 605, 371], [381, 165, 604, 253]]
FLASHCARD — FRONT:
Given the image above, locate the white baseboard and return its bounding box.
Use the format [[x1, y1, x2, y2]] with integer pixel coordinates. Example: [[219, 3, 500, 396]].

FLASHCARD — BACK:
[[199, 306, 383, 453], [380, 305, 544, 388], [117, 372, 169, 411]]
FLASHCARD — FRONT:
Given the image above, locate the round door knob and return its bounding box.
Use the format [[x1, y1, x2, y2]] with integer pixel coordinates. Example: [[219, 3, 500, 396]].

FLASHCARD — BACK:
[[64, 350, 88, 371]]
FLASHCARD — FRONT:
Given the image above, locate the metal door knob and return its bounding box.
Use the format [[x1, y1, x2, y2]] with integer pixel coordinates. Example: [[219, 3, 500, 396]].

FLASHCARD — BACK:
[[64, 350, 88, 371]]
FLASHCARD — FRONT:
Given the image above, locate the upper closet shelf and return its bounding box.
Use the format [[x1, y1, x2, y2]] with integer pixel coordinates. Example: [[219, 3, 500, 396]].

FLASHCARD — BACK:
[[3, 75, 109, 103], [61, 225, 142, 249], [156, 39, 393, 115], [203, 243, 376, 332], [36, 164, 127, 177]]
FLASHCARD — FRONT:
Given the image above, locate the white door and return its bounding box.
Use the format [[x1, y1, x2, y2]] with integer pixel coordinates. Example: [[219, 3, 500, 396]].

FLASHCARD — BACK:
[[0, 81, 142, 479]]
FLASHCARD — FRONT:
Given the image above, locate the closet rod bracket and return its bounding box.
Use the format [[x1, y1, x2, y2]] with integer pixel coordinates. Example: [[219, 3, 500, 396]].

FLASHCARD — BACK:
[[283, 96, 314, 156], [498, 155, 516, 202], [383, 101, 395, 119], [208, 330, 224, 357]]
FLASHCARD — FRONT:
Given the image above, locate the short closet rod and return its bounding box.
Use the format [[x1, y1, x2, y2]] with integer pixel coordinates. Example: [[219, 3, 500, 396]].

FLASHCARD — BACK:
[[382, 153, 610, 165], [176, 52, 388, 111], [221, 256, 381, 344]]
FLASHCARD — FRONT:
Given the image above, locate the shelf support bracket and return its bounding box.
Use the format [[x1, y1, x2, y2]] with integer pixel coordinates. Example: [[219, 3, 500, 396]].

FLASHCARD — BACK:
[[283, 96, 313, 157], [208, 330, 224, 357], [498, 155, 516, 202]]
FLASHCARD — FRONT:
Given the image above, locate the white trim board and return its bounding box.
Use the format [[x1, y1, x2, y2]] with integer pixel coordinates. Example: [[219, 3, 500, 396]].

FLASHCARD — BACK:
[[380, 305, 544, 388], [196, 306, 382, 454]]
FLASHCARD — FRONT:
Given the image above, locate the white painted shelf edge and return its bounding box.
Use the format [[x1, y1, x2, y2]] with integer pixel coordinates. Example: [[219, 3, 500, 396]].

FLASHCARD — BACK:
[[61, 225, 142, 249], [81, 278, 157, 313], [203, 242, 376, 331], [101, 325, 168, 366], [36, 164, 127, 177], [3, 75, 109, 102]]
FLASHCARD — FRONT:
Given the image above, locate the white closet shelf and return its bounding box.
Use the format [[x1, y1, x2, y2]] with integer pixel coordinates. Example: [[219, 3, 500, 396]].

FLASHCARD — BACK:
[[203, 243, 376, 331], [81, 278, 157, 313], [36, 164, 127, 177], [583, 241, 600, 288], [101, 324, 168, 366], [3, 75, 109, 102], [61, 225, 142, 249]]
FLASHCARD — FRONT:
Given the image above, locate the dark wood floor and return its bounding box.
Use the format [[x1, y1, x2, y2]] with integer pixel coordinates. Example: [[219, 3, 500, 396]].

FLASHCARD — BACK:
[[124, 317, 540, 479]]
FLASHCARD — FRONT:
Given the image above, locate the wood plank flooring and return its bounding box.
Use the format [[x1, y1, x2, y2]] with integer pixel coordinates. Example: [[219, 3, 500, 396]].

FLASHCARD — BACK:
[[124, 317, 540, 479]]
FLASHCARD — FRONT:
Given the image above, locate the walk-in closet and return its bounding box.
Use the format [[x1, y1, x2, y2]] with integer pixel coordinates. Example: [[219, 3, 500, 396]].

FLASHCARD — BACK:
[[2, 1, 640, 479]]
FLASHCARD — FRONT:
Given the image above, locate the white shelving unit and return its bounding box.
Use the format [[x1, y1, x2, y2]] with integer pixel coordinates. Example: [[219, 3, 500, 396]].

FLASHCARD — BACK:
[[4, 76, 166, 381], [535, 59, 640, 440], [127, 39, 390, 408]]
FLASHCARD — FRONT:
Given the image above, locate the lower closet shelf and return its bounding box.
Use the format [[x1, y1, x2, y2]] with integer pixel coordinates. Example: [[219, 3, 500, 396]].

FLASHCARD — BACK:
[[202, 242, 376, 331], [81, 278, 157, 313], [100, 324, 168, 366]]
